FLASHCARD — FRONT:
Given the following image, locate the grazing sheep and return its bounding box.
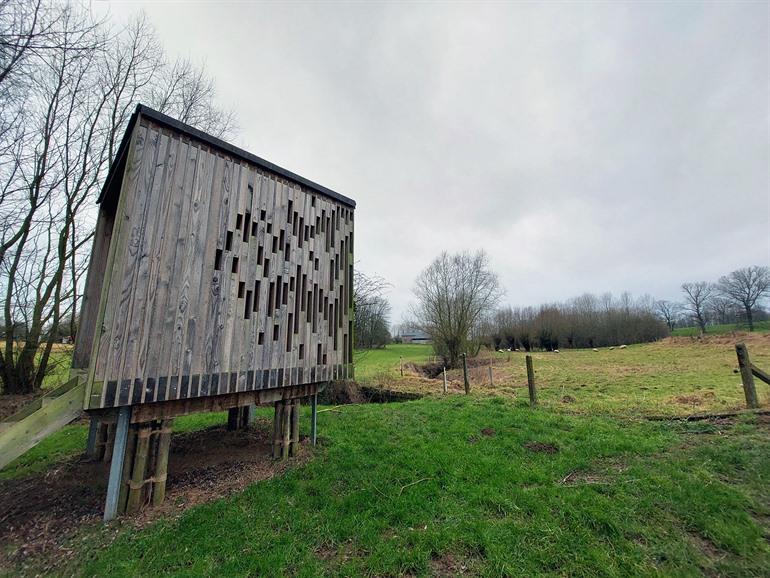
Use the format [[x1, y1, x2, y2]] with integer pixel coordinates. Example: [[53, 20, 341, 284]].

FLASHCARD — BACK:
[[619, 344, 627, 349], [592, 348, 599, 352]]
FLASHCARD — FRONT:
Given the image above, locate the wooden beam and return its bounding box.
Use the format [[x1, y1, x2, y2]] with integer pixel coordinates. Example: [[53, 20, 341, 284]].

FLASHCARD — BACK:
[[104, 406, 131, 521], [751, 363, 770, 386], [129, 382, 319, 423]]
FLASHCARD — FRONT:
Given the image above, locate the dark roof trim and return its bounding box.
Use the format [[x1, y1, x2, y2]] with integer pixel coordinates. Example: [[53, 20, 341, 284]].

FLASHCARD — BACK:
[[98, 104, 355, 208]]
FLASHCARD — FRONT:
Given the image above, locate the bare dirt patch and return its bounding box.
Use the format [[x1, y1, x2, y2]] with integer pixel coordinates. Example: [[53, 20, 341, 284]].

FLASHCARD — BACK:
[[523, 441, 559, 454], [480, 427, 496, 437], [429, 552, 480, 576], [0, 422, 311, 575]]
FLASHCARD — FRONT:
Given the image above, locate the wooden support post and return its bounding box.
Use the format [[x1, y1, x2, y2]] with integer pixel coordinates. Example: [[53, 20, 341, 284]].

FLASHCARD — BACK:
[[103, 422, 116, 463], [281, 400, 291, 460], [152, 419, 173, 507], [289, 399, 300, 457], [86, 416, 99, 459], [104, 406, 131, 522], [272, 401, 283, 459], [244, 404, 257, 427], [442, 367, 448, 394], [488, 362, 494, 387], [126, 423, 151, 514], [400, 356, 403, 376], [311, 393, 318, 446], [227, 407, 240, 431], [118, 426, 137, 515], [526, 355, 537, 407], [462, 353, 470, 394], [736, 343, 759, 409]]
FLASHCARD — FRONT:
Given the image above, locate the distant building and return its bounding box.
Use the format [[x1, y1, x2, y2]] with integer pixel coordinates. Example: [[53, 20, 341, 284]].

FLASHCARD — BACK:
[[400, 329, 432, 344]]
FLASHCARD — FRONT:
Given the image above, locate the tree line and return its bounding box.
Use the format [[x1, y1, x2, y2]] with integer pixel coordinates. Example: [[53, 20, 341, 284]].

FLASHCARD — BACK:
[[660, 266, 769, 334], [0, 1, 233, 394]]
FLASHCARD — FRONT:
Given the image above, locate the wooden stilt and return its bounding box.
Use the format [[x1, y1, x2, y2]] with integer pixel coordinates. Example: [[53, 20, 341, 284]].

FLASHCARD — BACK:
[[152, 419, 173, 506], [227, 407, 240, 431], [289, 399, 300, 457], [86, 416, 99, 459], [117, 426, 137, 515], [272, 401, 283, 458], [104, 406, 131, 521], [281, 400, 291, 460], [103, 422, 116, 463], [126, 423, 151, 514], [311, 393, 318, 446]]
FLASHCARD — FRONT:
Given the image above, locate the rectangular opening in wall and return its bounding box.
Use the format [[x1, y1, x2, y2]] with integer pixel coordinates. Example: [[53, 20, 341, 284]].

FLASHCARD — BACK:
[[268, 281, 275, 310], [287, 199, 293, 220], [258, 331, 264, 345], [317, 343, 322, 364], [267, 222, 272, 234], [275, 276, 282, 309], [284, 244, 290, 260], [244, 290, 252, 319], [310, 225, 315, 238], [225, 231, 233, 251], [282, 282, 288, 306], [251, 221, 258, 237], [238, 281, 245, 298], [231, 256, 239, 274], [300, 274, 307, 311], [214, 249, 223, 271], [314, 258, 319, 271], [311, 196, 316, 207], [236, 213, 243, 230], [326, 301, 331, 327], [279, 229, 285, 249], [263, 257, 270, 278], [299, 343, 304, 360], [260, 209, 266, 221], [322, 353, 327, 365], [272, 236, 278, 254], [243, 212, 251, 241], [257, 245, 263, 265], [292, 212, 298, 236], [273, 324, 279, 341], [253, 280, 260, 312], [289, 277, 295, 291], [286, 314, 293, 352]]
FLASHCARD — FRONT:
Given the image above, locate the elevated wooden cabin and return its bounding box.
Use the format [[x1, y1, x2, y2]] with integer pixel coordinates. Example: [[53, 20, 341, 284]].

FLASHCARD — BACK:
[[72, 105, 355, 518]]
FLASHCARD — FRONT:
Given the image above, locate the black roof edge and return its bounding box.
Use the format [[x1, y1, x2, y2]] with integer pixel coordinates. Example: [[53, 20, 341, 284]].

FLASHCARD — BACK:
[[97, 104, 356, 209]]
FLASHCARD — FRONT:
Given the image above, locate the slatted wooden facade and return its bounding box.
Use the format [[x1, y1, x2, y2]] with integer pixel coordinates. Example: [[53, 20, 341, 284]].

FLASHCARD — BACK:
[[75, 105, 355, 411]]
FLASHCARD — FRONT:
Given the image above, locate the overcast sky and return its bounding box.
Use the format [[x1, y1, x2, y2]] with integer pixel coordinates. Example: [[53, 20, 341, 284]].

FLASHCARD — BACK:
[[99, 1, 769, 323]]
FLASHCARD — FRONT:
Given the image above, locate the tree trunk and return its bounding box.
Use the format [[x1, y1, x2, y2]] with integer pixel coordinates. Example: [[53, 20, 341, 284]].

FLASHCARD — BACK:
[[745, 306, 754, 331]]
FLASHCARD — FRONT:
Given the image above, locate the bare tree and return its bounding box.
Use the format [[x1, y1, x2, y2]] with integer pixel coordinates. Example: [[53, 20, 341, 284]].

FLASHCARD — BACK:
[[0, 3, 235, 394], [681, 282, 715, 335], [353, 270, 391, 349], [655, 299, 681, 332], [412, 250, 501, 368], [717, 266, 770, 331]]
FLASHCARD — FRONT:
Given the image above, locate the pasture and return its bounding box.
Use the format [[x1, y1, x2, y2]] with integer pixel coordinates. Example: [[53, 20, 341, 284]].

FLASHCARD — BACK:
[[1, 334, 769, 576]]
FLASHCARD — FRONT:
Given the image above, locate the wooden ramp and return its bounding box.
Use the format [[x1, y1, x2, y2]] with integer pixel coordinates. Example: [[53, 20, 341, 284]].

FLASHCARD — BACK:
[[0, 377, 85, 470]]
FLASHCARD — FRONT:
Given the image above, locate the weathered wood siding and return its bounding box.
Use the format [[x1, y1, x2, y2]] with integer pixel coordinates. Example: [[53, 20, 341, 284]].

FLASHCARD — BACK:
[[86, 115, 354, 409]]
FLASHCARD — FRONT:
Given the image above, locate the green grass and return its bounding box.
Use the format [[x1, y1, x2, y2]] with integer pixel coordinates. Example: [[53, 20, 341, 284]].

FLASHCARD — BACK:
[[353, 343, 433, 381], [69, 397, 769, 577], [672, 320, 770, 336], [370, 336, 770, 417]]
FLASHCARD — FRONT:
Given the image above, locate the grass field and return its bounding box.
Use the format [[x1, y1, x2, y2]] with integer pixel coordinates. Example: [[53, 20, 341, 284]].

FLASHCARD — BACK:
[[357, 334, 770, 417], [2, 335, 770, 576], [56, 399, 770, 576], [672, 320, 770, 337]]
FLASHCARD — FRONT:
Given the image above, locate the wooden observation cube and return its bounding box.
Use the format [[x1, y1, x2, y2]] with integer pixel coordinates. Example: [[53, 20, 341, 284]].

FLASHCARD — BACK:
[[72, 105, 355, 519]]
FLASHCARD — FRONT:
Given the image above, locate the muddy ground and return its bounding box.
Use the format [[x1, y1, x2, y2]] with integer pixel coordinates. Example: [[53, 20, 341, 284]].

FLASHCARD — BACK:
[[0, 421, 311, 575]]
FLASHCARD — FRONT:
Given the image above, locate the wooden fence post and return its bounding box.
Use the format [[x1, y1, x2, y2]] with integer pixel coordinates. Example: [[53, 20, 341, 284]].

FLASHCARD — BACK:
[[488, 361, 494, 387], [736, 343, 759, 409], [442, 367, 448, 394], [526, 355, 537, 407], [462, 353, 470, 394], [400, 356, 403, 376]]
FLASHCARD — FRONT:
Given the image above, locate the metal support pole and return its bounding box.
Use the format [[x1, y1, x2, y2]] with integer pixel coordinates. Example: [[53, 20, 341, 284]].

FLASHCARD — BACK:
[[311, 393, 318, 446], [104, 406, 131, 521], [86, 415, 99, 458]]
